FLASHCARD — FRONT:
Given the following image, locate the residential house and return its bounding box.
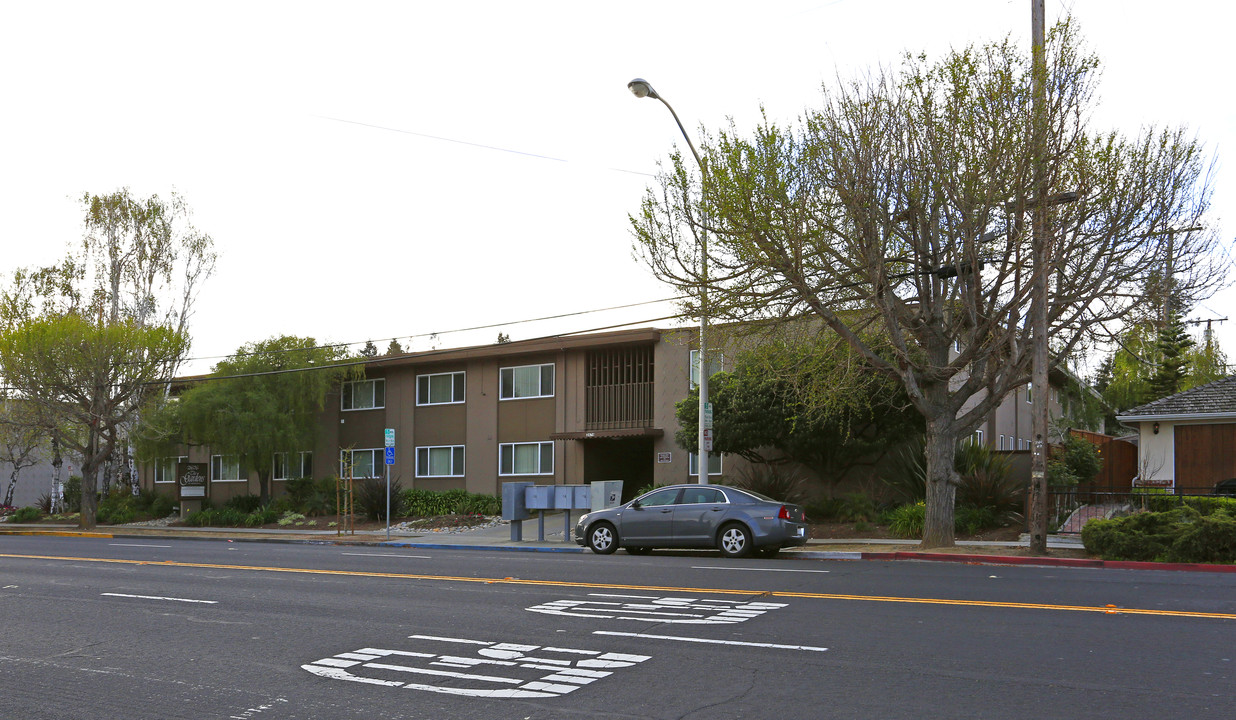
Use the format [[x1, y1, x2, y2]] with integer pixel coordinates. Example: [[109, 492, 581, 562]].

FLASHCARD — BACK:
[[1115, 374, 1236, 493]]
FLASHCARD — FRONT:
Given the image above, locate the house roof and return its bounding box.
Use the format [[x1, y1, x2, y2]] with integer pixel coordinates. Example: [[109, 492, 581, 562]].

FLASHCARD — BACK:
[[1116, 374, 1236, 422]]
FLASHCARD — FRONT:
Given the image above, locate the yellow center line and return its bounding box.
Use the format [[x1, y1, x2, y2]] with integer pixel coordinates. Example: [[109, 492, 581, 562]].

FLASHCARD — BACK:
[[4, 552, 1234, 621]]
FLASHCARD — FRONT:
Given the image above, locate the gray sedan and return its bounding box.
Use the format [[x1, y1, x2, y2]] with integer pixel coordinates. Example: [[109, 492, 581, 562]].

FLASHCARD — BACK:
[[574, 484, 808, 558]]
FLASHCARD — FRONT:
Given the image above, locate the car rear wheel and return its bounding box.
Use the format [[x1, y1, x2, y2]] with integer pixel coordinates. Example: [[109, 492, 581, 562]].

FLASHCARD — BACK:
[[587, 522, 618, 555], [718, 523, 753, 558]]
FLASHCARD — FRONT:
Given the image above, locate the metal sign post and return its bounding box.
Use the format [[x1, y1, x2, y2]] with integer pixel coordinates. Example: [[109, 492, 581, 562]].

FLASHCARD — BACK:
[[384, 429, 396, 540]]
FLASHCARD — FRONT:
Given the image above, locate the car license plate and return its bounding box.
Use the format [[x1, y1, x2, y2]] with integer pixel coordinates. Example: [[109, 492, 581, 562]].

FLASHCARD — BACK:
[[795, 527, 805, 538]]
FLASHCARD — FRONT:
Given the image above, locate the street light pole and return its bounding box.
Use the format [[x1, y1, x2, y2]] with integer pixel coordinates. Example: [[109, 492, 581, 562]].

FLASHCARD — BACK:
[[628, 78, 712, 484]]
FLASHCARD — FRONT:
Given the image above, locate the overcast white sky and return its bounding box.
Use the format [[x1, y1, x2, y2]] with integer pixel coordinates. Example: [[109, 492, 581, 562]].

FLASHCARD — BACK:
[[1, 0, 1232, 376]]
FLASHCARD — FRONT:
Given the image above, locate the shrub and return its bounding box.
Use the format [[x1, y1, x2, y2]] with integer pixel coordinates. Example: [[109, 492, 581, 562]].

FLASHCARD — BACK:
[[1145, 495, 1236, 515], [10, 506, 42, 523], [835, 492, 878, 523], [732, 463, 808, 506], [457, 493, 500, 516], [284, 477, 337, 516], [225, 494, 264, 514], [955, 505, 1001, 535], [1082, 507, 1199, 561], [63, 475, 82, 513], [802, 497, 842, 523], [149, 494, 175, 518], [887, 502, 925, 538], [1047, 434, 1103, 487], [955, 444, 1021, 513], [1163, 514, 1236, 564], [357, 477, 405, 520], [277, 511, 306, 526], [884, 437, 927, 503]]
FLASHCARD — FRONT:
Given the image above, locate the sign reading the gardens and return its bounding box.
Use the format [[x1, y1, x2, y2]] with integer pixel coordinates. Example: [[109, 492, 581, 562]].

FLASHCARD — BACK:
[[177, 462, 208, 498]]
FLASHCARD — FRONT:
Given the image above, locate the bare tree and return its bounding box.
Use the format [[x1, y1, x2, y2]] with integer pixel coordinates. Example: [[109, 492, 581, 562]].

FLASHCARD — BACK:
[[631, 21, 1225, 547]]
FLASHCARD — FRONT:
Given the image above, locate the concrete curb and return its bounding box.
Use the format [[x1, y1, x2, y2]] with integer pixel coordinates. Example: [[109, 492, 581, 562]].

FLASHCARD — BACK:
[[5, 526, 1234, 572]]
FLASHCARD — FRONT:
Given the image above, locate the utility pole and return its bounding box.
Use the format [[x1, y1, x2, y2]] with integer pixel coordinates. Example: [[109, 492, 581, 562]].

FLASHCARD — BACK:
[[1028, 0, 1050, 555]]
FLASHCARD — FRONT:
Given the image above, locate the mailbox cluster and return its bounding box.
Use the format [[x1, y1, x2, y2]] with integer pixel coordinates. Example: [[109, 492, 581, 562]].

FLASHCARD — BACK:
[[502, 481, 624, 542]]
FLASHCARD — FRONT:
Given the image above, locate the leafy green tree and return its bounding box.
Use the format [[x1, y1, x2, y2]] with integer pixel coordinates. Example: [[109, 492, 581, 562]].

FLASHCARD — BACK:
[[675, 336, 920, 491], [631, 22, 1223, 547], [0, 398, 46, 507], [142, 336, 358, 504], [0, 189, 213, 527], [0, 313, 187, 526]]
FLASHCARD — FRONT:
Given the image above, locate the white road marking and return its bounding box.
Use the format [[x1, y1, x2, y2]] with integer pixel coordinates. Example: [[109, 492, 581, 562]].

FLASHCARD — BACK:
[[303, 636, 651, 698], [527, 594, 787, 624], [593, 631, 828, 652], [690, 566, 831, 573], [101, 592, 217, 604], [108, 543, 172, 548], [341, 552, 432, 559]]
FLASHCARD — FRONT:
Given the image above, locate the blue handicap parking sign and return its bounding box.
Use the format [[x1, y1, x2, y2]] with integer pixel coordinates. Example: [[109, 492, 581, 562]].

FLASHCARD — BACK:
[[384, 446, 395, 465]]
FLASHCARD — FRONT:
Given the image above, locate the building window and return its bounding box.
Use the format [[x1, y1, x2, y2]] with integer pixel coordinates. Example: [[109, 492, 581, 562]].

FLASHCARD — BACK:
[[970, 429, 984, 446], [689, 452, 723, 476], [999, 435, 1006, 451], [416, 446, 465, 477], [341, 378, 385, 411], [1026, 382, 1033, 404], [417, 372, 465, 405], [500, 364, 554, 400], [273, 451, 313, 481], [499, 441, 554, 476], [690, 350, 725, 389], [154, 456, 187, 484], [210, 455, 245, 482], [340, 448, 381, 479]]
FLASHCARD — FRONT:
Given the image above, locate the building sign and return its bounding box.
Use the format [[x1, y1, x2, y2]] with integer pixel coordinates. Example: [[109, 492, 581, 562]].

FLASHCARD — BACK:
[[657, 452, 672, 464], [178, 462, 208, 498], [1132, 476, 1174, 490]]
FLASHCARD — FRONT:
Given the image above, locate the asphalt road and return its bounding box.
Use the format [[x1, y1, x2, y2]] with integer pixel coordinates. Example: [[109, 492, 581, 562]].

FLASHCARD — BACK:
[[2, 535, 1233, 719]]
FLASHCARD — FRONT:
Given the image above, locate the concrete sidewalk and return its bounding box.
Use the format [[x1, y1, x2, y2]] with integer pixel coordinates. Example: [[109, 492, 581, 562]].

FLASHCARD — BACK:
[[4, 518, 1232, 572]]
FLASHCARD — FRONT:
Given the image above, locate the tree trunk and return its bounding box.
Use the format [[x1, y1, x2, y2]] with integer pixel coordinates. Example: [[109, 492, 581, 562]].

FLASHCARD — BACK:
[[920, 422, 958, 548], [3, 472, 16, 507], [258, 470, 270, 507]]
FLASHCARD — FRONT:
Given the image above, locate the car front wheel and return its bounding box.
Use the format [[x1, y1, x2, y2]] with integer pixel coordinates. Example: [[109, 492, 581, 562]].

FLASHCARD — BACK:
[[588, 522, 618, 555], [718, 523, 753, 558]]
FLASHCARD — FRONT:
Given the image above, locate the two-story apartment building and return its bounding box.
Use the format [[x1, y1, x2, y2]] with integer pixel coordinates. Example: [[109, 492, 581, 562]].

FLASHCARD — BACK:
[[138, 325, 1089, 506]]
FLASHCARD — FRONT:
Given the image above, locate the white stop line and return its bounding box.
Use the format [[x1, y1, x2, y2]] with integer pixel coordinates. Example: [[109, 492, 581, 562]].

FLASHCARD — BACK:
[[302, 635, 650, 698]]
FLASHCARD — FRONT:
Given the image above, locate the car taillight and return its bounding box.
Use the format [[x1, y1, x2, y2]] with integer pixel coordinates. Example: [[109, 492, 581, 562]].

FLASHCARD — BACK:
[[777, 505, 791, 520]]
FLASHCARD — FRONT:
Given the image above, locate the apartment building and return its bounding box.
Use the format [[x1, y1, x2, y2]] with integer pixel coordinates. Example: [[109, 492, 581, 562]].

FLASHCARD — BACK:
[[139, 325, 1089, 506], [142, 327, 718, 505]]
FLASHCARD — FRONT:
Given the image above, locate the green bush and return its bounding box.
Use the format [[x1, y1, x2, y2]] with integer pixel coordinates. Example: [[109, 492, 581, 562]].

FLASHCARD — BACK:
[[63, 475, 82, 513], [400, 488, 503, 517], [1145, 495, 1236, 515], [887, 502, 925, 538], [955, 444, 1021, 513], [955, 505, 1001, 535], [835, 492, 879, 523], [1079, 506, 1234, 562], [225, 494, 264, 513], [457, 493, 501, 515], [10, 506, 42, 523], [283, 476, 337, 516], [1047, 434, 1103, 487], [803, 497, 841, 522], [149, 494, 175, 518], [357, 477, 406, 520]]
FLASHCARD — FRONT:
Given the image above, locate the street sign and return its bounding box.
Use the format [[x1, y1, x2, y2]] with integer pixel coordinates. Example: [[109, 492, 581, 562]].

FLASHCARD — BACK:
[[703, 428, 714, 452], [384, 428, 396, 448], [703, 402, 714, 429], [384, 446, 395, 465]]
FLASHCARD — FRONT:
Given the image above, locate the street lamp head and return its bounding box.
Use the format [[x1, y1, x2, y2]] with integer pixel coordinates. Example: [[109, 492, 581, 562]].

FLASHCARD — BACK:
[[628, 78, 659, 100]]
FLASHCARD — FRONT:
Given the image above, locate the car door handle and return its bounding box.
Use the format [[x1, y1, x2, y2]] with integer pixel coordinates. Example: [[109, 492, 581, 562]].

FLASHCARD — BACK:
[[660, 509, 672, 513], [710, 507, 723, 511]]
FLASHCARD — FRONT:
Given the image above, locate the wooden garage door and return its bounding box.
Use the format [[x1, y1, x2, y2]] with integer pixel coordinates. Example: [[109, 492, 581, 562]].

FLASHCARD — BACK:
[[1174, 424, 1236, 493]]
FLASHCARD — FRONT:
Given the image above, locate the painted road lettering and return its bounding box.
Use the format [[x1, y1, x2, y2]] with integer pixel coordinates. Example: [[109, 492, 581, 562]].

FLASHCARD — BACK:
[[527, 593, 787, 624], [302, 635, 649, 698]]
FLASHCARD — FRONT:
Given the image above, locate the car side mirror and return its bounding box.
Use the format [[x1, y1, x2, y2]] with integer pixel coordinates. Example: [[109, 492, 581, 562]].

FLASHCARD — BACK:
[[630, 500, 642, 509]]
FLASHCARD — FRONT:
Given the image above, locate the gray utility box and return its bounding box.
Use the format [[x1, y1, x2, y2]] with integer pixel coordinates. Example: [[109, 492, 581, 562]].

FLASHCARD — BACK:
[[590, 481, 624, 512]]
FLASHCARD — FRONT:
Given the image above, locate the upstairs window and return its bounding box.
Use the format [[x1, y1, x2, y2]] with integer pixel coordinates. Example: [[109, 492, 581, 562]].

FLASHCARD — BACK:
[[211, 455, 246, 482], [342, 378, 385, 411], [499, 441, 554, 476], [500, 364, 554, 400], [417, 372, 465, 405]]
